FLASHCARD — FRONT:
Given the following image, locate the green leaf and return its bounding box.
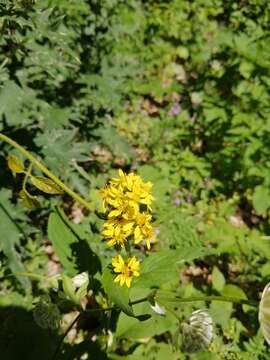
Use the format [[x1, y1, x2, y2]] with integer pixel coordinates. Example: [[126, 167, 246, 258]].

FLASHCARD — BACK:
[[47, 210, 77, 275], [212, 266, 225, 293], [0, 190, 30, 287], [134, 247, 216, 288], [7, 155, 25, 173], [19, 190, 39, 209], [31, 176, 64, 194], [101, 267, 134, 317], [252, 185, 270, 215], [47, 208, 101, 276], [116, 309, 173, 340], [0, 80, 24, 126], [222, 284, 247, 300], [62, 274, 79, 304], [210, 301, 232, 328], [75, 276, 89, 301]]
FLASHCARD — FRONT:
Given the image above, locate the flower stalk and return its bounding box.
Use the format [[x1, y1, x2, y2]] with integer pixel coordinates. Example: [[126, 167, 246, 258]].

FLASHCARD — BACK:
[[156, 294, 258, 307]]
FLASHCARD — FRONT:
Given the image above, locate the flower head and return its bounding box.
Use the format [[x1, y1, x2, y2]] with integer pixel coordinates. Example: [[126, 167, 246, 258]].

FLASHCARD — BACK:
[[100, 170, 155, 287], [112, 255, 140, 288], [100, 169, 154, 215], [102, 218, 134, 247], [100, 169, 155, 250]]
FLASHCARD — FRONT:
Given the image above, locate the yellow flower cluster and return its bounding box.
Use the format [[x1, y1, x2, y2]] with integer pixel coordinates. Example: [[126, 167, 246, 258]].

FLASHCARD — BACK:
[[100, 169, 155, 249], [100, 169, 155, 287]]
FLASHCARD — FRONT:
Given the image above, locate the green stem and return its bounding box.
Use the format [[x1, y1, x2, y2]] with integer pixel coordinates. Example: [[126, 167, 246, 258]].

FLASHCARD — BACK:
[[128, 292, 258, 312], [156, 298, 181, 321], [156, 294, 258, 307], [22, 162, 33, 192], [0, 133, 92, 211], [0, 271, 50, 282], [129, 297, 148, 306]]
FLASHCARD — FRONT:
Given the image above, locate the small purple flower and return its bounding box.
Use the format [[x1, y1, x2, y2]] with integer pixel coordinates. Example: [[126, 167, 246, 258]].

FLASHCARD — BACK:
[[174, 198, 182, 206], [169, 103, 181, 116]]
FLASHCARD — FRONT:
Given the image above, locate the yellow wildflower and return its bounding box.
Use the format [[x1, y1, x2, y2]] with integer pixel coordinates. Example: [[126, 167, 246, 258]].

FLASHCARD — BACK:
[[100, 184, 124, 212], [104, 169, 154, 211], [108, 199, 139, 220], [110, 169, 128, 188], [102, 219, 134, 247], [125, 181, 154, 209], [134, 212, 156, 249], [100, 169, 156, 251], [112, 254, 140, 287]]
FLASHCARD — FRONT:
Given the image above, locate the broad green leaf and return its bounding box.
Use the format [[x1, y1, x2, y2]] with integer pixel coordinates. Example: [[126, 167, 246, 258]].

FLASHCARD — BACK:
[[101, 267, 134, 317], [110, 340, 179, 360], [210, 301, 232, 328], [47, 208, 100, 276], [115, 296, 175, 340], [0, 190, 30, 287], [19, 190, 39, 209], [48, 210, 77, 275], [0, 80, 24, 125], [134, 247, 216, 288], [252, 185, 270, 215], [222, 284, 247, 300], [212, 266, 225, 293], [31, 176, 64, 194], [7, 155, 25, 173], [260, 263, 270, 278], [116, 310, 173, 339]]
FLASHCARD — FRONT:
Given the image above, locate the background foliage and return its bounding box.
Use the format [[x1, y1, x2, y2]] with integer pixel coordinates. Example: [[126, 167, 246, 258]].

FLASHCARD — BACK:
[[1, 0, 270, 358]]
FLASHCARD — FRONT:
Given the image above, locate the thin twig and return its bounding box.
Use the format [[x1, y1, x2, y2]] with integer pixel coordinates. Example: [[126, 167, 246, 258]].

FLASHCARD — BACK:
[[52, 312, 82, 360]]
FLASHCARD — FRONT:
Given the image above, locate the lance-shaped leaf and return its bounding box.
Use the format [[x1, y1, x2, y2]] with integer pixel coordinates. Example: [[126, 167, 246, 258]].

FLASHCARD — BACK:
[[7, 155, 25, 173], [47, 208, 101, 276], [31, 176, 64, 194], [134, 247, 217, 288], [19, 189, 39, 209]]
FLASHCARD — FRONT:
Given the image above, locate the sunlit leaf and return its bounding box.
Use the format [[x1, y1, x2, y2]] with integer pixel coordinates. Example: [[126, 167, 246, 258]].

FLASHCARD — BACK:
[[19, 189, 39, 209], [102, 267, 134, 317], [31, 176, 64, 194], [47, 208, 100, 276], [7, 155, 25, 173], [212, 266, 225, 293]]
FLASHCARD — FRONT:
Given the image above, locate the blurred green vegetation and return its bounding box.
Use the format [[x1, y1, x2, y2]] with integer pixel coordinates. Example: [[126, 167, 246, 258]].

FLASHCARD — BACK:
[[1, 0, 270, 358]]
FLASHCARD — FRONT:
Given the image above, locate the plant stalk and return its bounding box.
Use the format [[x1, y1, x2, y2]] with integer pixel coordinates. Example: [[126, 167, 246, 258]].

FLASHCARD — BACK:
[[52, 312, 82, 360], [0, 133, 92, 211], [156, 294, 258, 307]]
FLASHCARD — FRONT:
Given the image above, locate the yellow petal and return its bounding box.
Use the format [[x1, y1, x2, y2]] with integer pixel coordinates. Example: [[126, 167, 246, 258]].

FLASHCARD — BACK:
[[114, 275, 121, 284], [125, 277, 132, 288], [108, 209, 122, 218], [120, 275, 126, 286], [134, 226, 142, 243]]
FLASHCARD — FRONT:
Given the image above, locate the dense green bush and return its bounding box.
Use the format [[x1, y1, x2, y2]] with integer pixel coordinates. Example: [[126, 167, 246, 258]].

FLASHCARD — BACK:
[[1, 0, 270, 359]]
